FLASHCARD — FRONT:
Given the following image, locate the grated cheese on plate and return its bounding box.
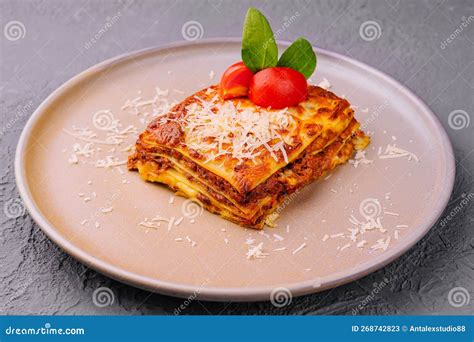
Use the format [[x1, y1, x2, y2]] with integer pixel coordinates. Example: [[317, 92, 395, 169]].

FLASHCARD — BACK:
[[292, 242, 307, 255], [246, 243, 268, 259], [379, 144, 419, 162]]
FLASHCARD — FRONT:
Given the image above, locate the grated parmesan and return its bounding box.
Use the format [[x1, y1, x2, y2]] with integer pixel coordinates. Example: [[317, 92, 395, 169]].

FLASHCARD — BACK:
[[246, 243, 268, 259], [292, 242, 307, 255], [340, 243, 351, 251], [349, 150, 373, 168], [168, 96, 293, 165], [68, 154, 79, 164], [273, 234, 284, 241], [245, 237, 256, 245], [330, 233, 344, 238], [167, 217, 175, 231], [317, 78, 331, 90], [379, 144, 419, 162]]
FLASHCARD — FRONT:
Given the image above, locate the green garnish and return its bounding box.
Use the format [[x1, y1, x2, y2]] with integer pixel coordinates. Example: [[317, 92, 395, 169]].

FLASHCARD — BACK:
[[241, 8, 317, 79], [241, 7, 278, 72], [277, 37, 317, 79]]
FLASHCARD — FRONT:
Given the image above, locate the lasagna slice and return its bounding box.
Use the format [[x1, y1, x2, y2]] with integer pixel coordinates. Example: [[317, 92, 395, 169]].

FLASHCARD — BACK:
[[128, 85, 370, 229]]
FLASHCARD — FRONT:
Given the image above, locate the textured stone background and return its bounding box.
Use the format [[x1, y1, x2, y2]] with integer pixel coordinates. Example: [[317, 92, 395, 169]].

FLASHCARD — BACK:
[[0, 0, 473, 315]]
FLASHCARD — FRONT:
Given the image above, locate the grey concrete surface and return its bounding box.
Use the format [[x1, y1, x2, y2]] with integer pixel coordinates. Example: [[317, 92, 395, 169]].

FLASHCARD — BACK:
[[0, 0, 473, 315]]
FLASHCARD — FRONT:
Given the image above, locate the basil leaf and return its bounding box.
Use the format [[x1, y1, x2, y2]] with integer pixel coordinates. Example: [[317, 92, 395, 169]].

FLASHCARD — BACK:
[[277, 37, 316, 79], [241, 8, 278, 73]]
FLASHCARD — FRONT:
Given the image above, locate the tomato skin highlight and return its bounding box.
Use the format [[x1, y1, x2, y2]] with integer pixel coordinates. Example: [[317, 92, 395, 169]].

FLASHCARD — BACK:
[[220, 61, 254, 99], [248, 67, 308, 109]]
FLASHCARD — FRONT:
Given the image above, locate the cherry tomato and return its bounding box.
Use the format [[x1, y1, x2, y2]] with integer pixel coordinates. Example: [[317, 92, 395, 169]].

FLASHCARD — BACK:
[[220, 61, 253, 99], [249, 67, 307, 109]]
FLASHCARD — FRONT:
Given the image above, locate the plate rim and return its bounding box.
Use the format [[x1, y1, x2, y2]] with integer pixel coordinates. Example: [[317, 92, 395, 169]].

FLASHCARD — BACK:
[[15, 38, 456, 302]]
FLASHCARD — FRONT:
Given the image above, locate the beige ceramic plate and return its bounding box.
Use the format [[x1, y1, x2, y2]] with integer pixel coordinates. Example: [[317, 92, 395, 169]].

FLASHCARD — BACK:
[[15, 39, 455, 301]]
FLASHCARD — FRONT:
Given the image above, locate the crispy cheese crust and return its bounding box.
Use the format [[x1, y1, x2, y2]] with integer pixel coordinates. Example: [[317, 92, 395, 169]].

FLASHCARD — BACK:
[[128, 85, 370, 229]]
